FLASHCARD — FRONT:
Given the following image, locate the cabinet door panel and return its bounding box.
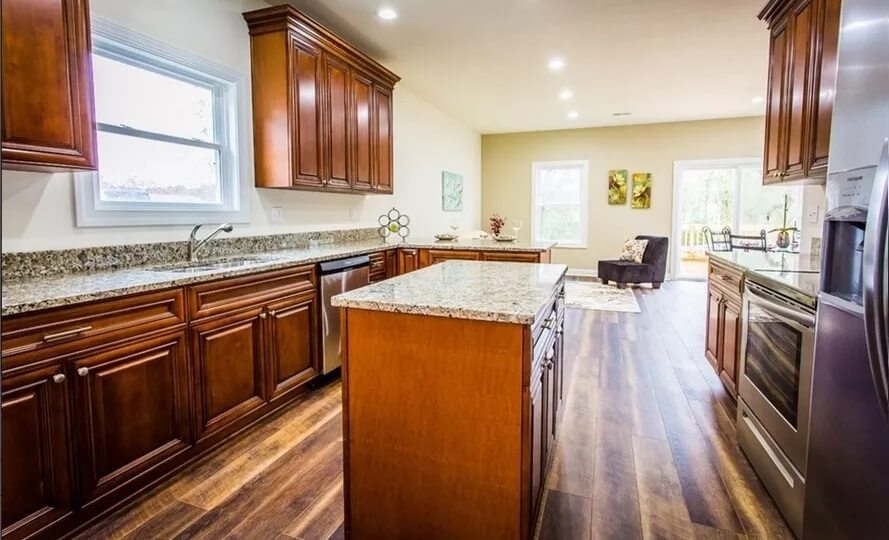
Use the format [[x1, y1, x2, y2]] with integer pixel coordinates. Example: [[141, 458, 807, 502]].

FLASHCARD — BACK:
[[764, 24, 789, 183], [324, 54, 350, 189], [545, 347, 556, 456], [1, 364, 72, 539], [290, 36, 323, 187], [705, 286, 722, 369], [373, 86, 393, 193], [481, 251, 541, 263], [1, 0, 97, 170], [267, 293, 318, 402], [397, 249, 419, 274], [529, 377, 545, 520], [784, 0, 814, 179], [350, 72, 374, 191], [809, 0, 840, 176], [720, 301, 742, 398], [192, 309, 266, 439], [72, 332, 191, 504]]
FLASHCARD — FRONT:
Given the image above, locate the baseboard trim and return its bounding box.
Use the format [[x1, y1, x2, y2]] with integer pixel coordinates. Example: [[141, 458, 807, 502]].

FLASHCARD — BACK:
[[567, 268, 597, 278]]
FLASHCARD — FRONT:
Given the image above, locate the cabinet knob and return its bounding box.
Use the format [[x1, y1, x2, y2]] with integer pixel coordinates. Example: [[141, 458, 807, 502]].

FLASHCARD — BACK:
[[260, 311, 267, 320], [268, 309, 277, 317], [52, 373, 66, 384], [77, 367, 89, 377]]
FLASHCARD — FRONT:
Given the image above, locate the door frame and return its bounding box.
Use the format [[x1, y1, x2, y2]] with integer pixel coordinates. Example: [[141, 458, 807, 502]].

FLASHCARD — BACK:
[[671, 157, 762, 280]]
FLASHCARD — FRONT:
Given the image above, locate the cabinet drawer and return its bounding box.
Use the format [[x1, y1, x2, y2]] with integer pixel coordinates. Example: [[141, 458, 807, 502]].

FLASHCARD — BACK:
[[187, 265, 315, 321], [1, 289, 185, 366], [368, 251, 387, 282], [708, 261, 744, 298], [480, 251, 540, 263]]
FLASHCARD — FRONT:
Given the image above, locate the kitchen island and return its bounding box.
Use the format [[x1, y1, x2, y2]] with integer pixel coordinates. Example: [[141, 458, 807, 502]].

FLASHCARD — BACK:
[[332, 260, 567, 539]]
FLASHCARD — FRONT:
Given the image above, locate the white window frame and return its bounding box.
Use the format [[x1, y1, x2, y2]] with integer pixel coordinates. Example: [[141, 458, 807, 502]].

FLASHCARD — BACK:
[[531, 160, 589, 249], [75, 19, 250, 227]]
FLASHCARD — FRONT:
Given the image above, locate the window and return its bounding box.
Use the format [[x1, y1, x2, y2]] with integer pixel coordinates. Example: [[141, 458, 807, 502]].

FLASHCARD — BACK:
[[75, 20, 248, 226], [531, 160, 589, 248]]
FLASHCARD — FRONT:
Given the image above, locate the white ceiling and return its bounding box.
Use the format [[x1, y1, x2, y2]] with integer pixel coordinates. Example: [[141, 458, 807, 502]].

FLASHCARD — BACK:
[[284, 0, 769, 134]]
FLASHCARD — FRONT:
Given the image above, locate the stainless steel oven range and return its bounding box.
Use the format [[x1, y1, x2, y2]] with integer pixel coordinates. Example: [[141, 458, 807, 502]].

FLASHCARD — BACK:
[[737, 276, 816, 537]]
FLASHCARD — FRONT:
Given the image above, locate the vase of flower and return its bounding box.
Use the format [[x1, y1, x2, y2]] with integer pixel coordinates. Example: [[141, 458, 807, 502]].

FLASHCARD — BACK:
[[489, 214, 506, 236]]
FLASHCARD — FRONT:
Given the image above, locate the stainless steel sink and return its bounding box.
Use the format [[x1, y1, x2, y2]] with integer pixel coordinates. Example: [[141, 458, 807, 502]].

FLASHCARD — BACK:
[[147, 256, 271, 273]]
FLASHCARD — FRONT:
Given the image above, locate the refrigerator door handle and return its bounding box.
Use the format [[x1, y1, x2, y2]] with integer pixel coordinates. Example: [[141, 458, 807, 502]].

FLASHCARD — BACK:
[[863, 139, 889, 423]]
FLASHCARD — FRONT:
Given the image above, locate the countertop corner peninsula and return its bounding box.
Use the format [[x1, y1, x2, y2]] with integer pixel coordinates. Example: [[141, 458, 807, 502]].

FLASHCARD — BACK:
[[333, 260, 567, 539]]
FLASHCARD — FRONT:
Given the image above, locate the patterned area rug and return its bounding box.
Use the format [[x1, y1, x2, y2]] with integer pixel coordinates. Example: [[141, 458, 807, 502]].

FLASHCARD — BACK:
[[565, 281, 641, 313]]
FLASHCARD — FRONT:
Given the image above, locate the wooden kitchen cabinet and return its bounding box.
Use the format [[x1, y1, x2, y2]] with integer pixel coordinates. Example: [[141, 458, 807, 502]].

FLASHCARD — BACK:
[[244, 5, 399, 194], [419, 249, 481, 267], [265, 291, 319, 403], [71, 332, 192, 506], [398, 248, 420, 274], [1, 364, 73, 540], [1, 0, 97, 171], [191, 307, 268, 441], [373, 85, 394, 193], [705, 257, 745, 399], [758, 0, 840, 184]]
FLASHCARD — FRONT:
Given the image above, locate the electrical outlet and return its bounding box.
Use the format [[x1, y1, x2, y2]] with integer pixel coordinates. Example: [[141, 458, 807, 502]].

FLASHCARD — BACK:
[[270, 206, 284, 223], [806, 205, 821, 224]]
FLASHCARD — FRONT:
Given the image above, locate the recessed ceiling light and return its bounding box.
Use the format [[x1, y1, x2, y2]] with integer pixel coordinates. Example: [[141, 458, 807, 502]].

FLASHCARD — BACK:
[[547, 57, 566, 71], [612, 112, 632, 116], [567, 111, 579, 119], [751, 96, 765, 104], [377, 6, 398, 20], [559, 89, 574, 101]]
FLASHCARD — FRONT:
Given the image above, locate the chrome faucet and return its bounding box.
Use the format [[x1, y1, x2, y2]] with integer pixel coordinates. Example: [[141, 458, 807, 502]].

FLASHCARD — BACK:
[[188, 223, 233, 262]]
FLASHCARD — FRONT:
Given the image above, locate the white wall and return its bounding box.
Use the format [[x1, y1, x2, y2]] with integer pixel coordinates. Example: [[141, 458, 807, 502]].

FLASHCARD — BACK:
[[1, 0, 481, 252]]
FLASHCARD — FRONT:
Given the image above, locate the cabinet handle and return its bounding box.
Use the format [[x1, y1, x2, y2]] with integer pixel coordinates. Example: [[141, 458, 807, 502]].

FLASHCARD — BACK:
[[52, 374, 66, 384], [43, 326, 92, 343], [542, 314, 556, 329], [77, 367, 89, 377], [721, 275, 733, 281]]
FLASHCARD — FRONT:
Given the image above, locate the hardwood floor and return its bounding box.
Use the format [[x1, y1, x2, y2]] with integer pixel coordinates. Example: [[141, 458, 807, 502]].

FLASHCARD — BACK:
[[76, 281, 792, 540]]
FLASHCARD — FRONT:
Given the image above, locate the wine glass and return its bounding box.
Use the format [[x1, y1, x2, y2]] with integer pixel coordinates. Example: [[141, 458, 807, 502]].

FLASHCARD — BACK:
[[511, 219, 523, 238]]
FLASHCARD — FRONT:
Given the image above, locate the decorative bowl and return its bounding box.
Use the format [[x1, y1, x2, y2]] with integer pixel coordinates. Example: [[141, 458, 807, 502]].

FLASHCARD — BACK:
[[434, 233, 459, 241], [493, 234, 517, 242]]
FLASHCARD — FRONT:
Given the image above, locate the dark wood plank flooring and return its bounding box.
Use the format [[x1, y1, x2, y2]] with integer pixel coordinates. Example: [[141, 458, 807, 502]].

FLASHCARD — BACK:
[[76, 281, 792, 540]]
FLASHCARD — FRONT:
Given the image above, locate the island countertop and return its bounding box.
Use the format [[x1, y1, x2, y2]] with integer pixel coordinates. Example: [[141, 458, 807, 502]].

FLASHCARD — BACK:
[[331, 260, 568, 324]]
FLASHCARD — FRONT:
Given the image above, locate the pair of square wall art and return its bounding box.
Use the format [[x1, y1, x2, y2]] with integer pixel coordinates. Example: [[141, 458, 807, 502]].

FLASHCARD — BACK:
[[608, 169, 651, 209]]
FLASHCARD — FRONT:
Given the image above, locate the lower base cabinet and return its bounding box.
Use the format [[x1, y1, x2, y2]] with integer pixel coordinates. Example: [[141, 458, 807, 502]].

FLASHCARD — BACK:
[[191, 307, 267, 441], [1, 267, 320, 540], [705, 258, 744, 399], [266, 292, 319, 402], [1, 364, 72, 540], [72, 331, 192, 506]]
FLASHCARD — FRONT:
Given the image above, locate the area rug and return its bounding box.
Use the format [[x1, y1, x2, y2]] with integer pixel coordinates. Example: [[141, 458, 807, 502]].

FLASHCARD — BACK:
[[564, 281, 641, 313]]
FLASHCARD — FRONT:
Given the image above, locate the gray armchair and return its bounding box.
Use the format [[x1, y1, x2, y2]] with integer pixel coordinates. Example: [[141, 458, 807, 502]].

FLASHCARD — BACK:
[[598, 235, 669, 289]]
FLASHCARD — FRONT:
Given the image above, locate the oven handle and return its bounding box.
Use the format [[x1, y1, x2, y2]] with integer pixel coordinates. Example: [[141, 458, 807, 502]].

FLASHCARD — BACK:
[[745, 285, 816, 329]]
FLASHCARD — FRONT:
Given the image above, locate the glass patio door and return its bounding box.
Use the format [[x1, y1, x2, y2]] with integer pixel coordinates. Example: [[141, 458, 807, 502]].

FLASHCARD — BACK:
[[672, 159, 802, 279]]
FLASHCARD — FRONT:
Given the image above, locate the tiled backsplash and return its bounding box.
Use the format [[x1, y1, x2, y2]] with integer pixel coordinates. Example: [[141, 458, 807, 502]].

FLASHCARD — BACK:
[[2, 227, 379, 280]]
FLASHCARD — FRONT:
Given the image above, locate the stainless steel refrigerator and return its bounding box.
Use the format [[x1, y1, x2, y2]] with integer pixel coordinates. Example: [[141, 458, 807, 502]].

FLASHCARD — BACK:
[[804, 0, 889, 536]]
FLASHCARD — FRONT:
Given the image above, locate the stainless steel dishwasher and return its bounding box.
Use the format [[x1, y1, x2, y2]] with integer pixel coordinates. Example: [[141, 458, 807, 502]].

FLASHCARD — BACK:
[[320, 255, 370, 373]]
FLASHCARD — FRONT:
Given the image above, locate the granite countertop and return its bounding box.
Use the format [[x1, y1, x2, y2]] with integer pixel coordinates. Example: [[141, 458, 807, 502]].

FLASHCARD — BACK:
[[708, 250, 822, 301], [402, 237, 556, 252], [332, 260, 568, 324], [1, 238, 557, 316]]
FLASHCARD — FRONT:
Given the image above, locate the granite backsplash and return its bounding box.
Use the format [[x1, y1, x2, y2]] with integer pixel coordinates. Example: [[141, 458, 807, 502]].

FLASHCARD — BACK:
[[1, 227, 379, 280]]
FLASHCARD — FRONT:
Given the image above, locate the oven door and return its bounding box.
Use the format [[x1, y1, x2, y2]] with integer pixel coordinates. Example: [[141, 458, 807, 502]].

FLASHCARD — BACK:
[[739, 282, 816, 474]]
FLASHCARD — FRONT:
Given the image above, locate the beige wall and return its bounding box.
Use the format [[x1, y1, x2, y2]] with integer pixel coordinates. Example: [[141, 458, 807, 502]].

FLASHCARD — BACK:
[[482, 117, 770, 273], [1, 0, 481, 252]]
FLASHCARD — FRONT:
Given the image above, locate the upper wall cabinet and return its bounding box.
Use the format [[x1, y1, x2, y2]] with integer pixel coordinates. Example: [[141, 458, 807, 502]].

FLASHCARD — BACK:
[[758, 0, 840, 185], [1, 0, 98, 171], [243, 6, 400, 195]]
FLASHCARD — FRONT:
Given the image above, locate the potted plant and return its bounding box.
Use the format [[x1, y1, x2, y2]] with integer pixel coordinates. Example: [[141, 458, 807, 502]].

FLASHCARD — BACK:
[[489, 213, 506, 236]]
